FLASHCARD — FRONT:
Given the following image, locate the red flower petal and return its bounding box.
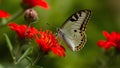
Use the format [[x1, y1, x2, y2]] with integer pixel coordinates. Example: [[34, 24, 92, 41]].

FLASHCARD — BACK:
[[98, 31, 120, 50], [117, 34, 120, 41], [0, 10, 10, 18], [97, 40, 106, 47], [104, 42, 116, 49], [22, 0, 49, 9], [8, 22, 38, 39], [97, 40, 116, 50], [51, 46, 65, 57], [103, 31, 111, 39], [36, 30, 65, 57], [111, 32, 117, 40]]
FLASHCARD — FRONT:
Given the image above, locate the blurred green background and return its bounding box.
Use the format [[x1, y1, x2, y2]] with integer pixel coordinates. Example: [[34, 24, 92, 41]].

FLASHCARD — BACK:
[[0, 0, 120, 68]]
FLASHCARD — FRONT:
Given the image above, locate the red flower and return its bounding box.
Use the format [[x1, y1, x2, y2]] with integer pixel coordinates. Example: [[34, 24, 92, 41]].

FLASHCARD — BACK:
[[22, 0, 49, 9], [0, 10, 10, 18], [97, 31, 120, 50], [36, 30, 65, 57], [8, 22, 38, 40]]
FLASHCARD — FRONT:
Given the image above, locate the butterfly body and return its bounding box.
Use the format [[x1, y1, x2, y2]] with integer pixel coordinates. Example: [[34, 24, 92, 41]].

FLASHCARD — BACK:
[[57, 10, 91, 51]]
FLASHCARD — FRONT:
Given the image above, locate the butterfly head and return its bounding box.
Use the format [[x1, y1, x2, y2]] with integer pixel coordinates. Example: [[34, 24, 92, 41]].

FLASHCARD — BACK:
[[57, 28, 64, 39]]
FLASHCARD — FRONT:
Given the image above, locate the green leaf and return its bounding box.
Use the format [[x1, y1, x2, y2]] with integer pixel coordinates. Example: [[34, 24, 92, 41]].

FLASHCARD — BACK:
[[26, 56, 33, 63], [1, 18, 7, 25], [16, 47, 33, 64], [3, 33, 16, 61]]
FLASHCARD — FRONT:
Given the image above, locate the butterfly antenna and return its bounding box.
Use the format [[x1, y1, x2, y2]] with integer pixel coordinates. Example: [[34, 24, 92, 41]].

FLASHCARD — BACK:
[[46, 23, 58, 29]]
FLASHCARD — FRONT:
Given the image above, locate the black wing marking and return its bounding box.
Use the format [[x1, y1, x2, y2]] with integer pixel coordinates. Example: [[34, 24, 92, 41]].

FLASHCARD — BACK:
[[61, 10, 91, 29]]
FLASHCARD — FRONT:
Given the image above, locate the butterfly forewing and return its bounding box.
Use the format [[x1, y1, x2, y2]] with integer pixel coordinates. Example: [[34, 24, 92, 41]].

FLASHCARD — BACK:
[[58, 10, 91, 51]]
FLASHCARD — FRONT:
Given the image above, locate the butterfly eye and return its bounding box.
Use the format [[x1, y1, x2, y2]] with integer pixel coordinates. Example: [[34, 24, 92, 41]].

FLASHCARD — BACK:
[[74, 30, 77, 32], [57, 28, 59, 31]]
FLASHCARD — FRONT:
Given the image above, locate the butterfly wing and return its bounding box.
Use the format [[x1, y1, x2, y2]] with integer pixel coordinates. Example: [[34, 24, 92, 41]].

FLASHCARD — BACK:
[[57, 10, 91, 51]]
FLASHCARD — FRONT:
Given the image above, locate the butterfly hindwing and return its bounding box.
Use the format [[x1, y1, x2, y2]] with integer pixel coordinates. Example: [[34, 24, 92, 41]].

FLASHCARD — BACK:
[[57, 10, 91, 51]]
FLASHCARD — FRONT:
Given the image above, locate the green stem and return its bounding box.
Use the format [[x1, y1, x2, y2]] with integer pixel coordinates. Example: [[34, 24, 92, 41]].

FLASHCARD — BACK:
[[15, 44, 20, 57], [0, 18, 7, 25], [7, 9, 24, 22], [16, 47, 32, 64], [32, 52, 40, 66], [26, 56, 33, 64], [3, 33, 16, 63], [0, 9, 24, 27]]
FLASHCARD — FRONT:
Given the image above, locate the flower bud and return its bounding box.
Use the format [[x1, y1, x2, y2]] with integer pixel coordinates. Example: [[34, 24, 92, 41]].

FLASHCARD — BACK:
[[24, 8, 38, 23]]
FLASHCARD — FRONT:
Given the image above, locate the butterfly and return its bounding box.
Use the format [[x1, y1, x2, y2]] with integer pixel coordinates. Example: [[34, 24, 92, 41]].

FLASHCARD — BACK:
[[57, 10, 91, 51]]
